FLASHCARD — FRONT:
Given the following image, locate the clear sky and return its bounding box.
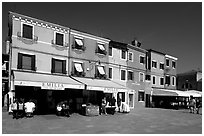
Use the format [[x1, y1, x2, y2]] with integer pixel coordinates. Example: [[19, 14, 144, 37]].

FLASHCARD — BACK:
[[2, 2, 202, 73]]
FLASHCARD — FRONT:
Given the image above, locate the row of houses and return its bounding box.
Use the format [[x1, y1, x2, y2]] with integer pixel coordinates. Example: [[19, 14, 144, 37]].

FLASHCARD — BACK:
[[3, 12, 178, 114]]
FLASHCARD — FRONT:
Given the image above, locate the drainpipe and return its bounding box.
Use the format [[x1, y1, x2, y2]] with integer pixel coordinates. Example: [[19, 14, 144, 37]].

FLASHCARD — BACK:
[[68, 28, 71, 76]]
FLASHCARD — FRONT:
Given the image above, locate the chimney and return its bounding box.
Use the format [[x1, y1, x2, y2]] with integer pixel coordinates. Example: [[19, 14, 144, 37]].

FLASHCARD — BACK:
[[131, 39, 141, 47]]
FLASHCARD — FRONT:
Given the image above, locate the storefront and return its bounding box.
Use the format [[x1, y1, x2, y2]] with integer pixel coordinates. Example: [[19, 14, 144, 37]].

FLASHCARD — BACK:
[[13, 71, 84, 114]]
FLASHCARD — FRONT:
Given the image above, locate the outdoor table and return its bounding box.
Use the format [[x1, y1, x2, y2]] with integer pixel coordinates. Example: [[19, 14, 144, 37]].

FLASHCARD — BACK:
[[105, 106, 116, 115]]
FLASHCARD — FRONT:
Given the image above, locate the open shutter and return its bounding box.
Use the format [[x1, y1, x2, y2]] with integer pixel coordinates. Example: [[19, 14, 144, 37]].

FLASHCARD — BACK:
[[62, 60, 66, 74], [51, 58, 55, 73], [17, 53, 22, 69], [31, 55, 36, 71]]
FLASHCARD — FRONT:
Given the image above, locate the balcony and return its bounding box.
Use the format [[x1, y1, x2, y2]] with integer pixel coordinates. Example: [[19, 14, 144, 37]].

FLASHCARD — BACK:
[[72, 44, 86, 52], [71, 71, 86, 77], [17, 32, 38, 44], [94, 74, 107, 79], [51, 40, 69, 50]]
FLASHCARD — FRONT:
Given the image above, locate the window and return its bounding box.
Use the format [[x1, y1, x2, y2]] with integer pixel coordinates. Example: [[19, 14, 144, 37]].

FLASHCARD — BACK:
[[145, 75, 151, 81], [172, 61, 176, 69], [128, 71, 134, 81], [166, 59, 170, 67], [109, 46, 113, 56], [120, 70, 126, 81], [160, 77, 164, 85], [51, 58, 66, 74], [73, 38, 85, 51], [140, 56, 145, 64], [55, 32, 64, 46], [160, 63, 164, 70], [139, 72, 144, 82], [152, 76, 156, 85], [128, 52, 133, 62], [138, 91, 144, 101], [165, 75, 170, 85], [17, 53, 36, 71], [121, 50, 126, 60], [172, 76, 176, 86], [118, 92, 125, 102], [152, 61, 157, 68], [72, 62, 85, 77], [108, 67, 112, 79], [22, 24, 33, 39], [95, 66, 106, 79], [96, 44, 107, 55]]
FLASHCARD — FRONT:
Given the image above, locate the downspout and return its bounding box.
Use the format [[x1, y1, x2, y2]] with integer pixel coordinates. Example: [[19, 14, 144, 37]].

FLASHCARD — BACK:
[[68, 28, 71, 76]]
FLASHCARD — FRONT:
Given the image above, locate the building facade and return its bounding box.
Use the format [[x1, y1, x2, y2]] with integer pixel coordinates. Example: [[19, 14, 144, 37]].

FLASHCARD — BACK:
[[177, 70, 202, 91]]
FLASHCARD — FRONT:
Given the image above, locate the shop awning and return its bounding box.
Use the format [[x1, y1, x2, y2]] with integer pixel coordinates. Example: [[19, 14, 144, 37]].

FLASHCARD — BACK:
[[152, 89, 178, 96], [72, 77, 132, 93], [13, 71, 84, 90], [185, 90, 202, 97]]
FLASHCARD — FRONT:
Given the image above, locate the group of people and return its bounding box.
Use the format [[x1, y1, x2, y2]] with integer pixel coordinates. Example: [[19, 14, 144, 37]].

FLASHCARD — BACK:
[[188, 96, 202, 114], [11, 98, 36, 119]]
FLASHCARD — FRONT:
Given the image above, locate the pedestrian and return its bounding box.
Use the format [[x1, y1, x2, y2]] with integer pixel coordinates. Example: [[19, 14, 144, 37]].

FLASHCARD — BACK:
[[101, 97, 107, 115], [11, 98, 19, 119], [196, 98, 201, 114], [189, 96, 196, 113], [110, 96, 116, 106], [117, 94, 122, 112], [24, 99, 36, 117]]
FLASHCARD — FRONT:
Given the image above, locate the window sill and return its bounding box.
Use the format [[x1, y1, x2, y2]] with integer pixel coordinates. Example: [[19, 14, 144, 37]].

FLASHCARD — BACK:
[[96, 52, 107, 57], [17, 68, 36, 73]]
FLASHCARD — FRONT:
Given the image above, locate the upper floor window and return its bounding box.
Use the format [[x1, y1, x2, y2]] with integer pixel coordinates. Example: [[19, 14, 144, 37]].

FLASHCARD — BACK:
[[160, 63, 164, 70], [140, 56, 145, 64], [145, 75, 151, 81], [166, 59, 170, 67], [128, 71, 134, 81], [121, 50, 126, 60], [172, 76, 176, 86], [152, 76, 156, 85], [95, 66, 106, 79], [109, 46, 113, 56], [109, 67, 113, 79], [71, 62, 85, 77], [152, 61, 157, 68], [72, 38, 86, 51], [51, 58, 66, 74], [96, 44, 107, 55], [165, 75, 170, 85], [17, 53, 36, 71], [160, 77, 164, 85], [128, 52, 133, 62], [120, 69, 126, 81], [22, 23, 33, 39], [55, 32, 64, 46], [172, 61, 176, 69], [139, 72, 144, 82]]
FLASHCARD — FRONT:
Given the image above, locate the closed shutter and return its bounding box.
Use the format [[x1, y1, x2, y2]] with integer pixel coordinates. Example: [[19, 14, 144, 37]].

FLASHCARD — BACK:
[[62, 60, 66, 74], [17, 53, 22, 69], [51, 58, 55, 73], [72, 61, 75, 74], [31, 55, 36, 71]]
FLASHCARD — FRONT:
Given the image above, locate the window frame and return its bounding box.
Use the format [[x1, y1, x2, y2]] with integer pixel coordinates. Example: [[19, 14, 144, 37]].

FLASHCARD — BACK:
[[152, 60, 157, 69], [109, 46, 113, 57], [96, 43, 106, 55], [108, 67, 113, 79], [128, 52, 133, 62], [120, 69, 127, 81], [120, 50, 127, 60], [152, 75, 156, 85], [172, 60, 176, 69], [139, 72, 145, 82], [166, 59, 170, 67], [172, 76, 176, 86], [159, 62, 164, 70], [160, 77, 164, 85], [17, 52, 36, 71], [21, 22, 34, 40], [127, 70, 134, 81], [165, 75, 171, 85], [51, 58, 66, 74], [54, 31, 65, 46], [139, 55, 145, 65]]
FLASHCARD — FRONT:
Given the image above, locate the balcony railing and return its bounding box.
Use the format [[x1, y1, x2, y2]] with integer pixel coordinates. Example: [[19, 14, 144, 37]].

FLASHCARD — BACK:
[[17, 32, 38, 44], [72, 44, 86, 51], [71, 71, 86, 77]]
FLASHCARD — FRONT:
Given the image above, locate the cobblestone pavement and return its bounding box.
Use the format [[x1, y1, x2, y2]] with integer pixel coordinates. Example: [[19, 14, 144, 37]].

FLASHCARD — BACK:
[[2, 107, 202, 134]]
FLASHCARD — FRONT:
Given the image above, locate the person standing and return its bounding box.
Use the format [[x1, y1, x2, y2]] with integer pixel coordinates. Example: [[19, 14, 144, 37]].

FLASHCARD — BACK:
[[101, 97, 107, 115], [189, 96, 196, 113], [11, 99, 19, 119], [117, 94, 122, 112]]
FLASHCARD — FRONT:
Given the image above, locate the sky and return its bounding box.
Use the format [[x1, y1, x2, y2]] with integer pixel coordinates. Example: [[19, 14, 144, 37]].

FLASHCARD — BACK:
[[2, 2, 202, 74]]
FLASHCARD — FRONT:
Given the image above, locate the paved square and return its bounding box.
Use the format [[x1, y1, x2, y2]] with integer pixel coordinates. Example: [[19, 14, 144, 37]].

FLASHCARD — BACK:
[[2, 107, 202, 134]]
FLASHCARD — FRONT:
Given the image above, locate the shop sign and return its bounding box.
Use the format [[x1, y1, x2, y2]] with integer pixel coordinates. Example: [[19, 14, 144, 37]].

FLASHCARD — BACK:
[[41, 82, 64, 90]]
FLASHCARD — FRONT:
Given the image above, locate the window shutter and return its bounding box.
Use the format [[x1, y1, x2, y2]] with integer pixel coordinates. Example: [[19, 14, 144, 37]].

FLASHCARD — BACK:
[[62, 60, 66, 74], [51, 58, 55, 73], [31, 55, 36, 71], [96, 43, 99, 53], [72, 61, 75, 74], [17, 53, 22, 69]]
